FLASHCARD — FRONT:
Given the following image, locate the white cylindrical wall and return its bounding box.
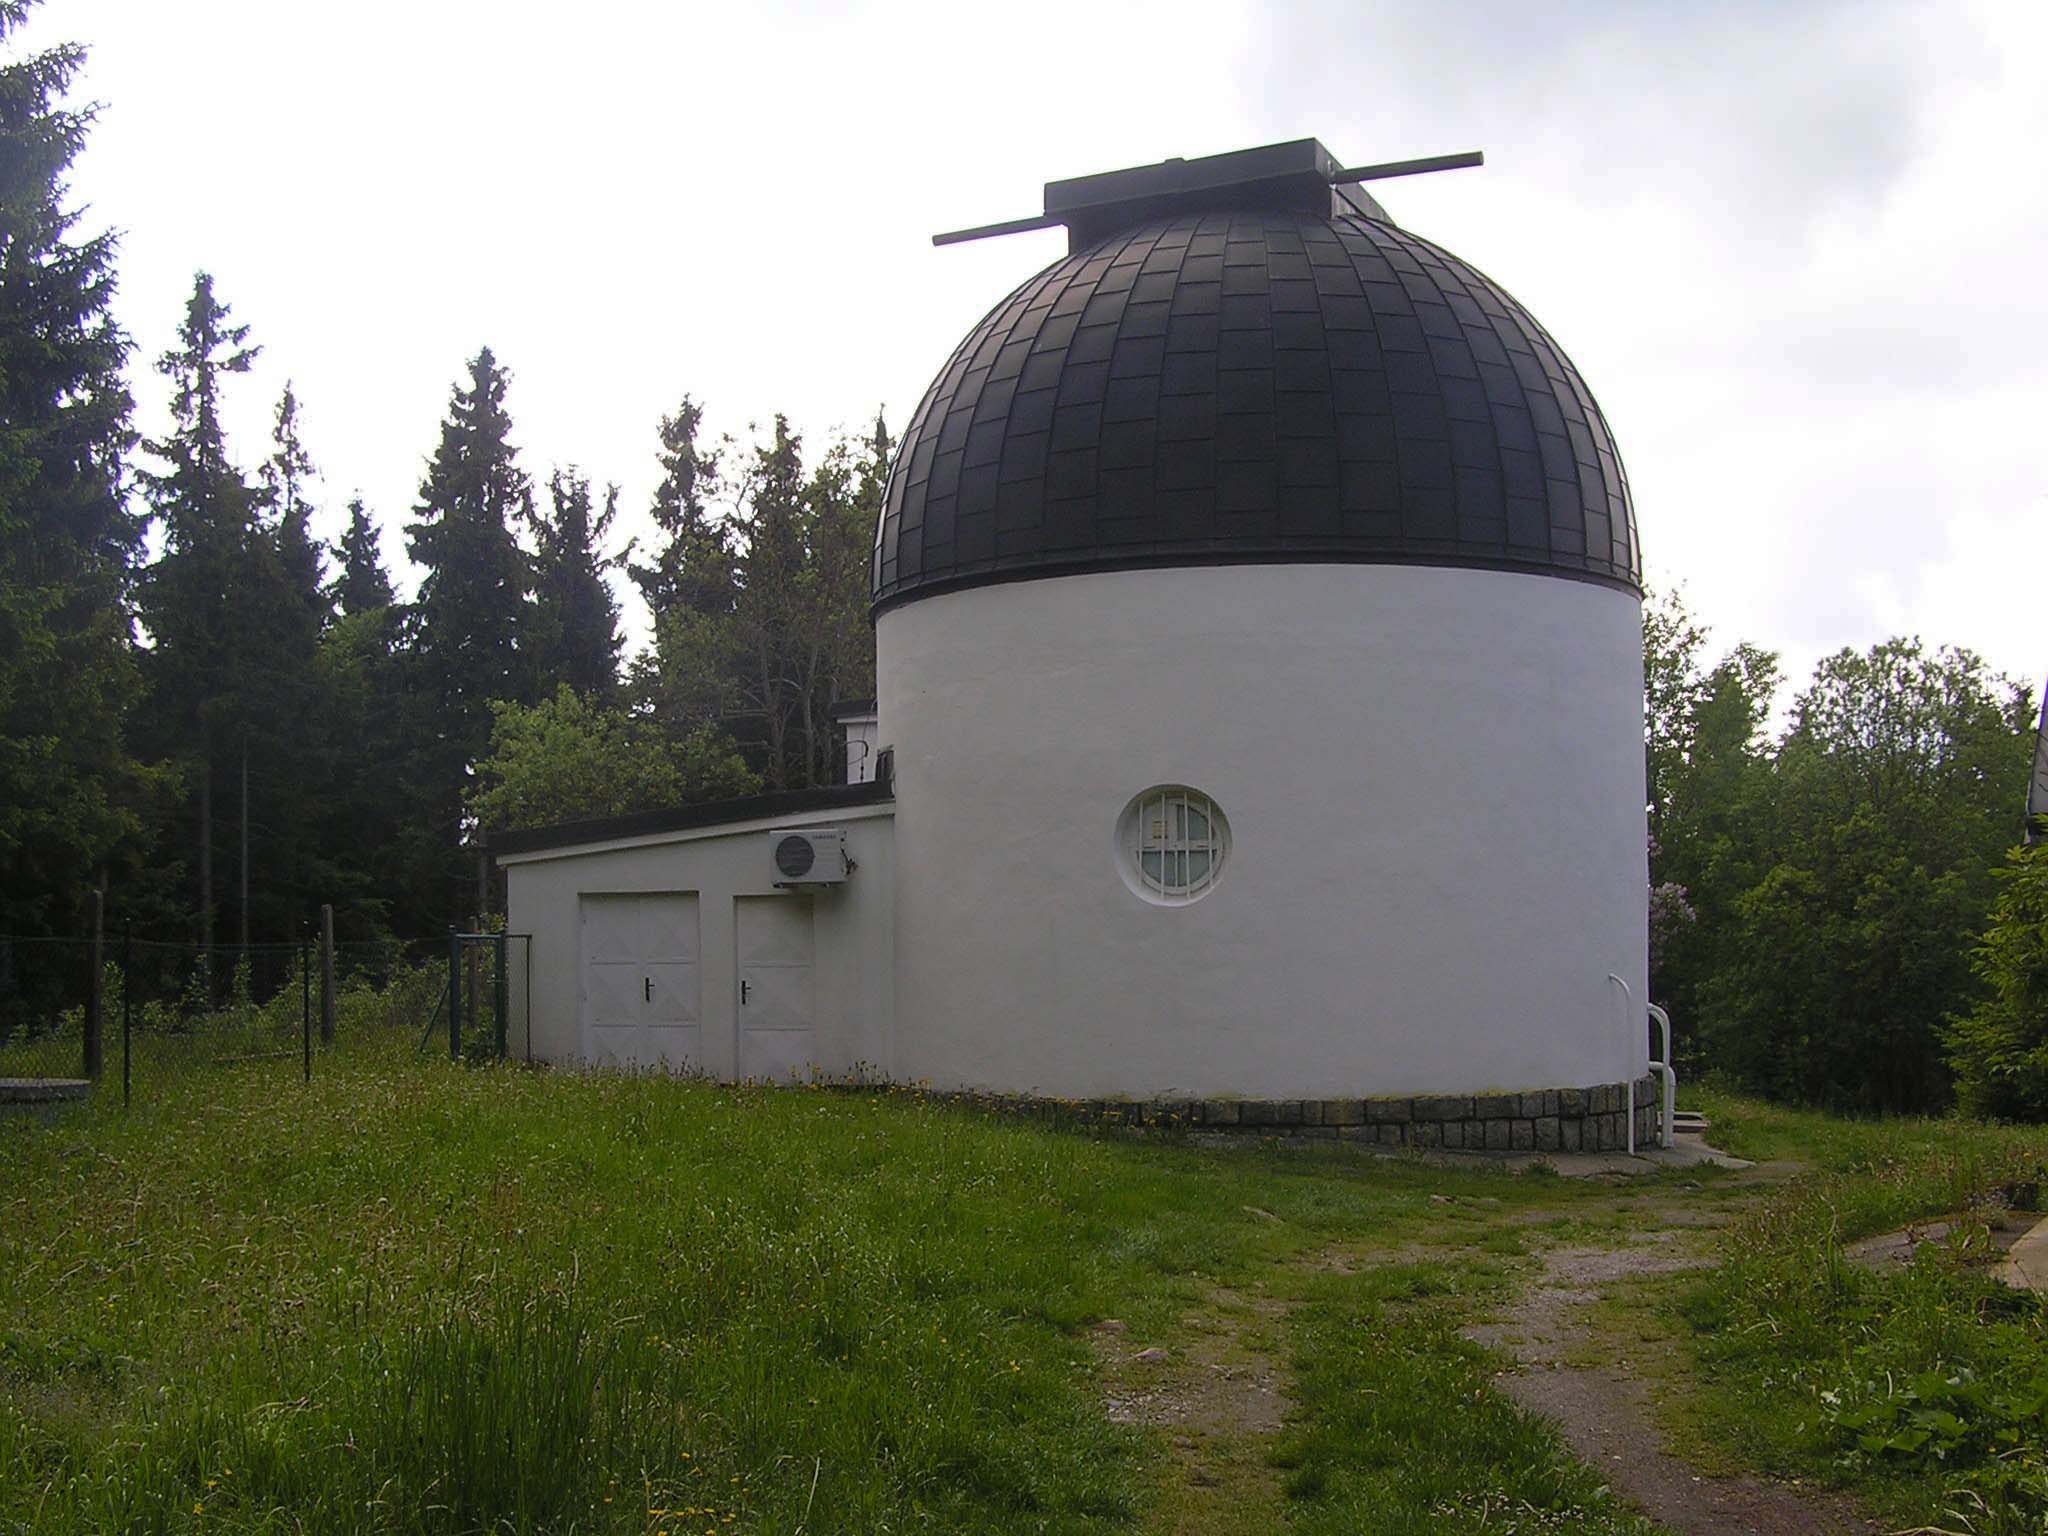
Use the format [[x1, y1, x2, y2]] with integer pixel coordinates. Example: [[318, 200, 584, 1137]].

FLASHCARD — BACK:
[[877, 563, 1648, 1100]]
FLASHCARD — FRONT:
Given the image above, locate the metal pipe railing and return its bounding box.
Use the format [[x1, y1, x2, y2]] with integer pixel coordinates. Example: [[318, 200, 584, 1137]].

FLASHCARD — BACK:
[[1605, 973, 1636, 1155], [1646, 1002, 1677, 1149]]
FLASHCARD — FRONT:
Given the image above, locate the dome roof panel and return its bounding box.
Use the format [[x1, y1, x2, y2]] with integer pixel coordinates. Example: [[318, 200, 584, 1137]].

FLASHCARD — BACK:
[[874, 210, 1640, 611]]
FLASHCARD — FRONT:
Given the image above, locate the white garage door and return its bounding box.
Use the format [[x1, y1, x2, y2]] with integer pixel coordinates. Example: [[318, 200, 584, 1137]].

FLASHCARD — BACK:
[[580, 893, 700, 1070], [736, 895, 814, 1081]]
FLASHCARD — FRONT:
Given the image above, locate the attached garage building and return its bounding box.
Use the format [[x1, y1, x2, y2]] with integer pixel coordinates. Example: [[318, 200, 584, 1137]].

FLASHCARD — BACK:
[[498, 782, 895, 1081]]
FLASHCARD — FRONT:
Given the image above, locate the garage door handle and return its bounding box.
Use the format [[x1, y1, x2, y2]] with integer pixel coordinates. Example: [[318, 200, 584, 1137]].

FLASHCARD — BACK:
[[643, 976, 652, 1002], [740, 979, 751, 1005]]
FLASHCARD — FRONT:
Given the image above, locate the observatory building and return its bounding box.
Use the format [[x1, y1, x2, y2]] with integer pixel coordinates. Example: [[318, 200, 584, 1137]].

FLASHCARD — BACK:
[[501, 140, 1662, 1152]]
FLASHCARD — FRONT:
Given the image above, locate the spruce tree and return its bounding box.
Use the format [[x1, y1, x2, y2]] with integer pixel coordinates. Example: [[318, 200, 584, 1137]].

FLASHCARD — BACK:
[[331, 496, 394, 616], [135, 274, 261, 974], [317, 494, 412, 943], [262, 382, 328, 632], [729, 416, 810, 788], [632, 396, 741, 741], [630, 394, 733, 617], [0, 0, 147, 936], [404, 346, 536, 915], [530, 468, 622, 701]]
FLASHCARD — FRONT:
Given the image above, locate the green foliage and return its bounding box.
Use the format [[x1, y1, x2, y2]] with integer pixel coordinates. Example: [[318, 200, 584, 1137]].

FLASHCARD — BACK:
[[527, 468, 622, 702], [1648, 589, 2033, 1112], [629, 393, 731, 618], [1702, 642, 2030, 1111], [330, 495, 393, 616], [134, 275, 335, 957], [1949, 842, 2048, 1120], [402, 346, 539, 917], [1278, 1268, 1656, 1534], [468, 684, 757, 833], [1676, 1092, 2048, 1532], [0, 0, 148, 935], [636, 406, 885, 791], [1644, 588, 1781, 1069], [260, 381, 329, 633]]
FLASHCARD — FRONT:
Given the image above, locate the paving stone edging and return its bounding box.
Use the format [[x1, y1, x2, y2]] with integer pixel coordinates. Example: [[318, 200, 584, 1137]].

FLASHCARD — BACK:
[[945, 1075, 1663, 1153]]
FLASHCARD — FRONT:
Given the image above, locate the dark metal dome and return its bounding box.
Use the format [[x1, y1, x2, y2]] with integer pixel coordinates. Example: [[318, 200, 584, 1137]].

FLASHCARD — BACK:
[[873, 204, 1639, 612]]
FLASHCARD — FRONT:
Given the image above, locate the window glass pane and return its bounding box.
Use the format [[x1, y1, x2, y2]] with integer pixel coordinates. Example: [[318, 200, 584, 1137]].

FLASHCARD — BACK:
[[1146, 801, 1170, 845], [1121, 786, 1227, 903]]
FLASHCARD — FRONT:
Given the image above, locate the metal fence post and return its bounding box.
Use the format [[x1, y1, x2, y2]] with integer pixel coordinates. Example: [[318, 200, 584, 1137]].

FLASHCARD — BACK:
[[319, 904, 335, 1046], [447, 926, 461, 1061], [301, 926, 311, 1083], [493, 931, 508, 1058], [84, 889, 104, 1080], [121, 925, 131, 1108]]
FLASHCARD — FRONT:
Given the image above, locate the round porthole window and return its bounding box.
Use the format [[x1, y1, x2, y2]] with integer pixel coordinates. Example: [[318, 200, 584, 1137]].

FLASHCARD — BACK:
[[1116, 786, 1229, 906]]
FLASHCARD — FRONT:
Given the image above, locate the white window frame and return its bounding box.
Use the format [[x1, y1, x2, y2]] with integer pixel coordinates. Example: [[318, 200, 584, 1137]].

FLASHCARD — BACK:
[[1119, 786, 1228, 905]]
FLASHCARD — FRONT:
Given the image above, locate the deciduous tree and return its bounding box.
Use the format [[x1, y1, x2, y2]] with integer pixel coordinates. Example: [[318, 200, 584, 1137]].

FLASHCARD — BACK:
[[469, 685, 757, 832]]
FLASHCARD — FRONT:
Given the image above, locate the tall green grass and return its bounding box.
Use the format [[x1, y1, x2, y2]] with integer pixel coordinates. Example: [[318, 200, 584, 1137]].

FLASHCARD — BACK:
[[1679, 1089, 2048, 1533], [5, 1029, 1622, 1534], [1275, 1264, 1658, 1535]]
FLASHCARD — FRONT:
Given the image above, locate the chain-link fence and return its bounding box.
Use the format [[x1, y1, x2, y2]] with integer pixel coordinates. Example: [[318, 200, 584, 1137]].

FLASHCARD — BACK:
[[0, 926, 453, 1109]]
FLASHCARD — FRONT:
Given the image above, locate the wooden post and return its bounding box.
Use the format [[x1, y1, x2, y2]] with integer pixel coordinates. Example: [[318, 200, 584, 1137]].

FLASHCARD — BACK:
[[198, 765, 212, 1000], [121, 926, 132, 1108], [465, 920, 482, 1059], [84, 889, 104, 1080], [300, 926, 311, 1082], [238, 744, 250, 955], [447, 927, 461, 1061], [319, 904, 336, 1045]]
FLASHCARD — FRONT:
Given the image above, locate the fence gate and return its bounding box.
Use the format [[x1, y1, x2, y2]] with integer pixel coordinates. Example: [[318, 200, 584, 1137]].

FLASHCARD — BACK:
[[423, 931, 531, 1061]]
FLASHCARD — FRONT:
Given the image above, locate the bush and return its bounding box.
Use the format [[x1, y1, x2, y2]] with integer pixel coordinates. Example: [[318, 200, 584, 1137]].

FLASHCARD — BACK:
[[1949, 841, 2048, 1120]]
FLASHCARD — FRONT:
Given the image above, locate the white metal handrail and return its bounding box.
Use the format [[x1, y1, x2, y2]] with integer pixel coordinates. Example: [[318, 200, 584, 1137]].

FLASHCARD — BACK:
[[1605, 973, 1635, 1153], [1646, 1002, 1677, 1150], [1604, 976, 1679, 1152]]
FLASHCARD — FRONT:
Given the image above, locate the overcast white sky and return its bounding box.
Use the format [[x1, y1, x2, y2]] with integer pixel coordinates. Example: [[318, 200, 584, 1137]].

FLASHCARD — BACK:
[[28, 0, 2047, 699]]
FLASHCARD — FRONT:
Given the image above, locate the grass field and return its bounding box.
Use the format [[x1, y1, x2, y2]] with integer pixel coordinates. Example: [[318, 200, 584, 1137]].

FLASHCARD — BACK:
[[3, 1030, 2044, 1535]]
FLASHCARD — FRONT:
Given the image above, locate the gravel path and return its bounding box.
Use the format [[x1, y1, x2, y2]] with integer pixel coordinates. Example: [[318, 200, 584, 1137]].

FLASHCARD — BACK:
[[1469, 1223, 1883, 1535]]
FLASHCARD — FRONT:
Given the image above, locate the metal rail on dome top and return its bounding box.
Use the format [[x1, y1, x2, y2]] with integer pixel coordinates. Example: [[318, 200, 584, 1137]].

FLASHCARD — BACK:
[[932, 149, 1484, 247]]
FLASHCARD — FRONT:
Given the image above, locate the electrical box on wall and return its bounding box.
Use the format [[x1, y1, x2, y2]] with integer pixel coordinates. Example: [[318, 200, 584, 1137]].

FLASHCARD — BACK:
[[768, 828, 849, 888]]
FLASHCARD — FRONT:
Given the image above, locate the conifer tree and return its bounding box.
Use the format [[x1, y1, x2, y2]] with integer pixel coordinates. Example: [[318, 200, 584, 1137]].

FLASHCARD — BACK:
[[138, 278, 334, 963], [404, 346, 536, 915], [262, 382, 328, 632], [0, 0, 147, 936], [331, 496, 393, 616], [633, 396, 741, 739], [728, 415, 809, 788], [134, 274, 264, 973], [530, 468, 622, 701], [631, 395, 733, 617]]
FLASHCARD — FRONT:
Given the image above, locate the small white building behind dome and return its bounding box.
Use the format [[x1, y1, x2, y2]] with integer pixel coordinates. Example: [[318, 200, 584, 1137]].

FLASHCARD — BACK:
[[501, 139, 1667, 1153]]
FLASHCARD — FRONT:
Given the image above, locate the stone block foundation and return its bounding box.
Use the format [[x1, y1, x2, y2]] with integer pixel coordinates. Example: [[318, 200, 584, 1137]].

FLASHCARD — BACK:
[[924, 1076, 1664, 1154]]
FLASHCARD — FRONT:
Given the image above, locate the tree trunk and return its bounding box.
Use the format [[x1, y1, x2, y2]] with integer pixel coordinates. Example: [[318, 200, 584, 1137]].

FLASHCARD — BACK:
[[238, 742, 250, 954], [198, 761, 213, 996]]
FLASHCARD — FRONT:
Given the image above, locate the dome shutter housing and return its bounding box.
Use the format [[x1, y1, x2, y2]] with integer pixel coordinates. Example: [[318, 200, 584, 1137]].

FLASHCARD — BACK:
[[874, 142, 1639, 612]]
